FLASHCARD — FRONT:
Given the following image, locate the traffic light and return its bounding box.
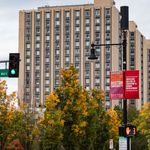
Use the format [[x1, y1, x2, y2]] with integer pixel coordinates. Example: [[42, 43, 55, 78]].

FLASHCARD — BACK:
[[119, 124, 136, 137], [125, 124, 136, 137], [120, 6, 129, 30], [8, 53, 20, 78]]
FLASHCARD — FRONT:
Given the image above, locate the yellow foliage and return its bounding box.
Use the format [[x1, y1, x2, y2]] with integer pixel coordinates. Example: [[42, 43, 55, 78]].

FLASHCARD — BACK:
[[135, 102, 150, 135], [107, 109, 121, 139], [48, 119, 55, 125], [63, 105, 68, 111], [60, 119, 65, 127], [66, 100, 72, 105], [46, 92, 60, 110], [79, 121, 87, 128], [72, 124, 80, 135], [82, 111, 88, 116]]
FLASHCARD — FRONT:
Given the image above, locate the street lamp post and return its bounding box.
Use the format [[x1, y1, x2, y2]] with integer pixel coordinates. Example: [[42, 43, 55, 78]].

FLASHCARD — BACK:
[[88, 6, 129, 150]]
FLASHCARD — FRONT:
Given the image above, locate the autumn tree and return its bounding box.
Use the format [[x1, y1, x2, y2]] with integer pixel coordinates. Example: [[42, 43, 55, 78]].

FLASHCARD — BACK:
[[107, 109, 120, 142], [0, 80, 18, 149], [0, 80, 38, 150], [39, 66, 110, 150]]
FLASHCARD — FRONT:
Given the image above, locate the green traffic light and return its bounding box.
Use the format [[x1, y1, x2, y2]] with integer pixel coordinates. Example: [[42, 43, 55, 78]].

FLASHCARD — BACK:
[[11, 69, 16, 75]]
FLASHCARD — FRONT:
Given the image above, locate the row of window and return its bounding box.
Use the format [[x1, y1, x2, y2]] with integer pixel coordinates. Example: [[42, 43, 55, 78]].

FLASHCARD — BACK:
[[24, 8, 110, 102]]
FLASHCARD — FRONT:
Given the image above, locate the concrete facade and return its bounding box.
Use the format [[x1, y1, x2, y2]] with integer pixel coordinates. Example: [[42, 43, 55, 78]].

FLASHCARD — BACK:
[[18, 0, 149, 109]]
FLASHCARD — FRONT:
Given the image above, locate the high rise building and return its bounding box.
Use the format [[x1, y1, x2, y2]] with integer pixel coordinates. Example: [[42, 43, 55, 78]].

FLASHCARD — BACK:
[[126, 21, 147, 110], [18, 0, 149, 109], [146, 39, 150, 103]]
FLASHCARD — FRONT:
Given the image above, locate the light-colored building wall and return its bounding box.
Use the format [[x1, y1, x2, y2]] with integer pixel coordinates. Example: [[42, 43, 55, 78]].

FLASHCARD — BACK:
[[18, 0, 120, 108], [18, 11, 25, 105], [126, 21, 147, 110], [146, 39, 150, 102], [18, 0, 148, 110]]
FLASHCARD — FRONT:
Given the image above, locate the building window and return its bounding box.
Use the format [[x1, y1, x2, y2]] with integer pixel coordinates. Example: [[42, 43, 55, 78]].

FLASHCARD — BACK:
[[85, 41, 90, 47], [46, 36, 50, 41], [26, 65, 30, 71], [55, 12, 60, 18], [36, 36, 40, 41], [36, 28, 40, 34], [35, 72, 40, 78], [85, 70, 90, 76], [85, 10, 90, 17], [36, 65, 40, 70], [36, 87, 40, 92], [75, 49, 79, 54], [75, 19, 80, 24], [36, 13, 40, 19], [85, 79, 90, 84], [95, 9, 100, 17], [36, 43, 40, 49], [75, 11, 80, 17], [36, 50, 40, 56], [45, 58, 49, 63], [65, 49, 70, 55], [65, 57, 69, 62], [75, 27, 80, 32], [45, 79, 50, 85], [26, 58, 30, 63], [95, 63, 100, 69], [75, 56, 79, 62], [95, 26, 100, 31], [95, 79, 100, 84], [106, 25, 110, 31], [56, 21, 60, 25], [35, 79, 40, 85], [45, 12, 50, 19], [26, 43, 30, 49], [85, 26, 90, 32], [45, 87, 50, 92], [66, 11, 70, 17], [85, 19, 90, 24], [75, 42, 80, 47], [105, 86, 110, 90], [45, 72, 49, 77], [56, 50, 59, 55], [95, 18, 100, 24], [56, 64, 60, 69]]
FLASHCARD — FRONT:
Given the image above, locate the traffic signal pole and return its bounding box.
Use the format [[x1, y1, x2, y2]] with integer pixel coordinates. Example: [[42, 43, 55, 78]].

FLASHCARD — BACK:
[[121, 6, 130, 150], [122, 30, 130, 150], [88, 6, 130, 150], [122, 30, 127, 125]]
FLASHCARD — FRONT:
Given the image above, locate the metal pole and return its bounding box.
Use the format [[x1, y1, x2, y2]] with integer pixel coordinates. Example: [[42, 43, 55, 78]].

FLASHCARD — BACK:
[[122, 30, 130, 150], [123, 30, 127, 124]]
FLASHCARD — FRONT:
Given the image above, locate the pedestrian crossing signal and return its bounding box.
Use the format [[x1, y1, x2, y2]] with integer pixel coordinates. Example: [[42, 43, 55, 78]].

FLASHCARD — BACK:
[[125, 124, 136, 137]]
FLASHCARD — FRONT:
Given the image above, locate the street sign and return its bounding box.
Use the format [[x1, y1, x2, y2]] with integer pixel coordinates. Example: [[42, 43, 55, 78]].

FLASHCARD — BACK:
[[125, 70, 139, 99], [109, 139, 114, 149], [110, 71, 124, 99], [0, 69, 8, 77], [119, 137, 127, 150]]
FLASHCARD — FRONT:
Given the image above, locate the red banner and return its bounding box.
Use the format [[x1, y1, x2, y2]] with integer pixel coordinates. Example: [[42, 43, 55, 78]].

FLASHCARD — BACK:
[[124, 70, 139, 99], [110, 71, 124, 99]]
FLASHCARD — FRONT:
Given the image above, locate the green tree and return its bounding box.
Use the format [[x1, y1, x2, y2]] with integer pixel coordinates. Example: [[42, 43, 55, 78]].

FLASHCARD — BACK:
[[127, 106, 139, 123], [133, 102, 150, 150]]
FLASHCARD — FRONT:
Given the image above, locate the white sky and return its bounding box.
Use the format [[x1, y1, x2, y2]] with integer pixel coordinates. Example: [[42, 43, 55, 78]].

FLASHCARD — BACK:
[[0, 0, 150, 94]]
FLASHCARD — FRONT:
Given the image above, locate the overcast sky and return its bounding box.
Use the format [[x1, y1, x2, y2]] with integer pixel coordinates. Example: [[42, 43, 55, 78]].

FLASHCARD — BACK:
[[0, 0, 150, 94]]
